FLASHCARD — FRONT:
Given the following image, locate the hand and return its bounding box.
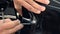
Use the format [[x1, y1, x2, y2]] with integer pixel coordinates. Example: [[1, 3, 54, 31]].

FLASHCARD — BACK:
[[13, 0, 50, 15], [0, 19, 23, 34]]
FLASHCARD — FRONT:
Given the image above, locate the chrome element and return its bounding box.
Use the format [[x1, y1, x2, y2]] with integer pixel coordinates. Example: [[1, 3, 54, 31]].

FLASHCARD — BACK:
[[53, 0, 60, 4], [0, 8, 5, 23], [22, 12, 37, 25], [48, 5, 60, 10], [0, 15, 16, 19]]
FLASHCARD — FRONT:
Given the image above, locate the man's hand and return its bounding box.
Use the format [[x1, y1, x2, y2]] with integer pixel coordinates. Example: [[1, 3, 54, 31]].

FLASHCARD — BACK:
[[0, 19, 23, 34], [13, 0, 50, 15]]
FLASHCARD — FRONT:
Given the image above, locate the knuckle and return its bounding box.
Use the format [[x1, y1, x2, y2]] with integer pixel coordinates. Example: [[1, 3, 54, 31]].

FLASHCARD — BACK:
[[28, 6, 34, 11], [13, 20, 20, 26], [28, 7, 32, 11]]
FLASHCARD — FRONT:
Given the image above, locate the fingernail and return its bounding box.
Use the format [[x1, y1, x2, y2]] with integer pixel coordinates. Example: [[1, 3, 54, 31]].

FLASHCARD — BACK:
[[16, 19, 20, 24], [36, 10, 41, 14], [46, 0, 50, 5], [41, 6, 46, 11]]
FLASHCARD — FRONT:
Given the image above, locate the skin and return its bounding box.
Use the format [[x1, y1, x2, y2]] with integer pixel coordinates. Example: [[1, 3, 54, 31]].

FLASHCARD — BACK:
[[13, 0, 50, 16], [0, 0, 50, 34], [0, 19, 23, 34]]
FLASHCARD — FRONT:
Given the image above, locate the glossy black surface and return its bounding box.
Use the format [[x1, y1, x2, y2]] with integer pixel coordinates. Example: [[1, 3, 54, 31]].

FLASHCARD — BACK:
[[0, 0, 60, 34]]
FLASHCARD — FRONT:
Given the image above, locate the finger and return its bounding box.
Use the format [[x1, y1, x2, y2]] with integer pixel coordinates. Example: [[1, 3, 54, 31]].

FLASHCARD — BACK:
[[13, 19, 20, 24], [0, 19, 11, 26], [6, 24, 23, 34], [25, 0, 45, 11], [0, 19, 11, 31], [0, 20, 3, 25], [15, 0, 41, 14], [0, 20, 20, 31], [4, 19, 11, 23], [13, 1, 22, 16], [35, 0, 50, 5], [0, 19, 11, 23]]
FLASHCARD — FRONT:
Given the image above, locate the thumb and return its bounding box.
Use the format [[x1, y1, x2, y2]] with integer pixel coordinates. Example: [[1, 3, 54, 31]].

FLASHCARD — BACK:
[[13, 0, 22, 16]]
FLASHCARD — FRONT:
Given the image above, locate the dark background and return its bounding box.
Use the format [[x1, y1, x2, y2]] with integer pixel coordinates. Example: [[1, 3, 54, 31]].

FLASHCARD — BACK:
[[0, 0, 60, 34]]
